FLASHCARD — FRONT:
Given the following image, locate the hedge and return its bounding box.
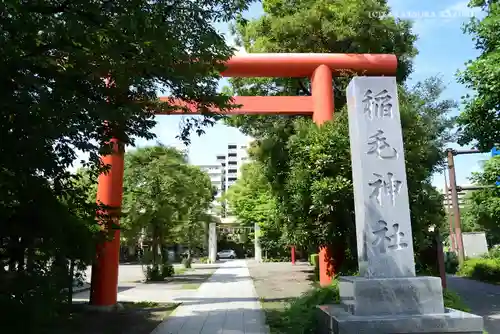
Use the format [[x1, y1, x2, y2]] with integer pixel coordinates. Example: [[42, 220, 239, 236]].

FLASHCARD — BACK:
[[458, 257, 500, 284]]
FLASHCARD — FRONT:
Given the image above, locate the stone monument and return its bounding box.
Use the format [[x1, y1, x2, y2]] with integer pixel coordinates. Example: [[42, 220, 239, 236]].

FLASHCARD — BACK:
[[316, 77, 483, 333], [208, 222, 217, 263]]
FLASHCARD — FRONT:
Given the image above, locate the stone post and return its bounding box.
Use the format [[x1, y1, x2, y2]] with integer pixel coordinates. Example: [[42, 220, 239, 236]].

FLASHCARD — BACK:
[[254, 223, 262, 263], [208, 223, 217, 263], [316, 77, 483, 334]]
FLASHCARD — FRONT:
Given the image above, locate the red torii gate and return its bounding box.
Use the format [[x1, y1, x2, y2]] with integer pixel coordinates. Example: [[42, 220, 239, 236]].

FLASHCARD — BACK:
[[90, 53, 398, 306]]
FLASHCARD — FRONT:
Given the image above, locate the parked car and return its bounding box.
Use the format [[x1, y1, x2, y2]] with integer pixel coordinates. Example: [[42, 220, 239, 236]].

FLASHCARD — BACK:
[[217, 249, 236, 259]]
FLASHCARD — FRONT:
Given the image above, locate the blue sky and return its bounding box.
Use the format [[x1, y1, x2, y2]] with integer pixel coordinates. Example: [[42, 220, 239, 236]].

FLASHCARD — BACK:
[[84, 0, 493, 189]]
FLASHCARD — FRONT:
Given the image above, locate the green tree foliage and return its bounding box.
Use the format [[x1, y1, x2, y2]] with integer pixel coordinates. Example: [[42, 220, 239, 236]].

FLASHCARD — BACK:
[[0, 0, 254, 329], [223, 0, 452, 272], [223, 161, 290, 256], [72, 167, 99, 204], [456, 0, 500, 150], [223, 161, 276, 227], [228, 76, 455, 272], [460, 193, 485, 234], [262, 78, 452, 269], [464, 156, 500, 245], [173, 165, 217, 259], [224, 0, 419, 235], [122, 145, 215, 278]]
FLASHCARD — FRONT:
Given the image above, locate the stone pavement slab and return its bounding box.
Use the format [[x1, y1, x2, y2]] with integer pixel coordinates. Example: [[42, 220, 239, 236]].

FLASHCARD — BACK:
[[151, 260, 269, 334]]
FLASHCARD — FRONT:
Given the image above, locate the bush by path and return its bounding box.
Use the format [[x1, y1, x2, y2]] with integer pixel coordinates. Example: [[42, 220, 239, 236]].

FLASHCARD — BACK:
[[458, 257, 500, 284]]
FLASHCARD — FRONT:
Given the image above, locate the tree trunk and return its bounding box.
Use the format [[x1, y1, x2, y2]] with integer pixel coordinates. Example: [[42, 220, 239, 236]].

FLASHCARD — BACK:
[[67, 259, 75, 307], [187, 224, 192, 260]]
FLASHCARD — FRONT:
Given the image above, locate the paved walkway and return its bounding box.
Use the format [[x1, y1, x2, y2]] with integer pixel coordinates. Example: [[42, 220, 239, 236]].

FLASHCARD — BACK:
[[151, 260, 269, 334], [447, 275, 500, 334]]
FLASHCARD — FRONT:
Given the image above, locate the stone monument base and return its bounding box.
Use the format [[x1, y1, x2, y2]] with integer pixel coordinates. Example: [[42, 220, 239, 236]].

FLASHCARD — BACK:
[[316, 305, 483, 334], [316, 276, 483, 333]]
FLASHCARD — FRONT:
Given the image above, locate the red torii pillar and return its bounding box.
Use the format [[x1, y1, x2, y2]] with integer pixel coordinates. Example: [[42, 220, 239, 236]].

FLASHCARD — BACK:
[[311, 64, 335, 286], [89, 53, 397, 306]]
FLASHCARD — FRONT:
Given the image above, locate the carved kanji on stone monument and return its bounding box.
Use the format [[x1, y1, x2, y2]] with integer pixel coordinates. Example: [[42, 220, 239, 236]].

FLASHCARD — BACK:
[[366, 129, 398, 160], [362, 89, 394, 120]]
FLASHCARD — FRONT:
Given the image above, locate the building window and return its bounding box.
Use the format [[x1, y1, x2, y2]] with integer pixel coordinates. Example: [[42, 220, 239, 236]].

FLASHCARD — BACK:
[[228, 153, 237, 157], [228, 161, 237, 165], [241, 145, 247, 150], [228, 144, 237, 149], [221, 163, 226, 166], [228, 169, 237, 174], [228, 177, 237, 182], [216, 155, 226, 160]]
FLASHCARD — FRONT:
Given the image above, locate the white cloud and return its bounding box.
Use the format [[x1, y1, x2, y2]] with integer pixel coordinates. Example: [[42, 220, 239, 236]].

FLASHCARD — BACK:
[[406, 1, 485, 37]]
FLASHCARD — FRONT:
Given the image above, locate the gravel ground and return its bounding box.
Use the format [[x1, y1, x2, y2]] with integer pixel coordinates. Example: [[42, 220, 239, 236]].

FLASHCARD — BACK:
[[246, 260, 314, 302]]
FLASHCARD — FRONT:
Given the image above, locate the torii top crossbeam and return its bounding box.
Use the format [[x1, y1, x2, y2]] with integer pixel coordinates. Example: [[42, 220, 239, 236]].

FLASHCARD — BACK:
[[159, 53, 397, 118], [219, 53, 397, 77]]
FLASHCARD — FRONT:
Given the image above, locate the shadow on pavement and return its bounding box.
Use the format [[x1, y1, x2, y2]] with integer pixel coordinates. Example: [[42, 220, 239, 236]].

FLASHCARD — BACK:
[[73, 285, 136, 297], [48, 302, 179, 334], [143, 272, 249, 285]]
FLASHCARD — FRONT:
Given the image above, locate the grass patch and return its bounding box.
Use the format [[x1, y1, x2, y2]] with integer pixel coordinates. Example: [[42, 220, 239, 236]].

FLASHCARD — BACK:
[[181, 283, 201, 290], [260, 282, 339, 334], [443, 289, 471, 312], [259, 299, 289, 331], [123, 301, 160, 309], [174, 267, 189, 275], [49, 302, 178, 334]]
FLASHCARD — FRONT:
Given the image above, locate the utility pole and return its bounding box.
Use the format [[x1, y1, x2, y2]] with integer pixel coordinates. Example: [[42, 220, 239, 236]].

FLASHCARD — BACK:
[[443, 172, 456, 252], [445, 148, 482, 264]]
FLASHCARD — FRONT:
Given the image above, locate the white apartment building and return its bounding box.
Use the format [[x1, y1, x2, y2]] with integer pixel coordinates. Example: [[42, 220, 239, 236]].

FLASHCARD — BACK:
[[225, 143, 249, 190], [197, 164, 225, 215], [199, 142, 251, 218]]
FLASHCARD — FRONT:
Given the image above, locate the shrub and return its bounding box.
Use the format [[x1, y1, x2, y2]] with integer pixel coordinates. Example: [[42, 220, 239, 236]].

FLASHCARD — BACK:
[[198, 256, 209, 264], [310, 253, 318, 266], [265, 280, 340, 334], [444, 251, 459, 274], [457, 257, 500, 284], [310, 254, 319, 281], [182, 257, 192, 269], [162, 263, 174, 277], [483, 245, 500, 259], [144, 263, 174, 281]]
